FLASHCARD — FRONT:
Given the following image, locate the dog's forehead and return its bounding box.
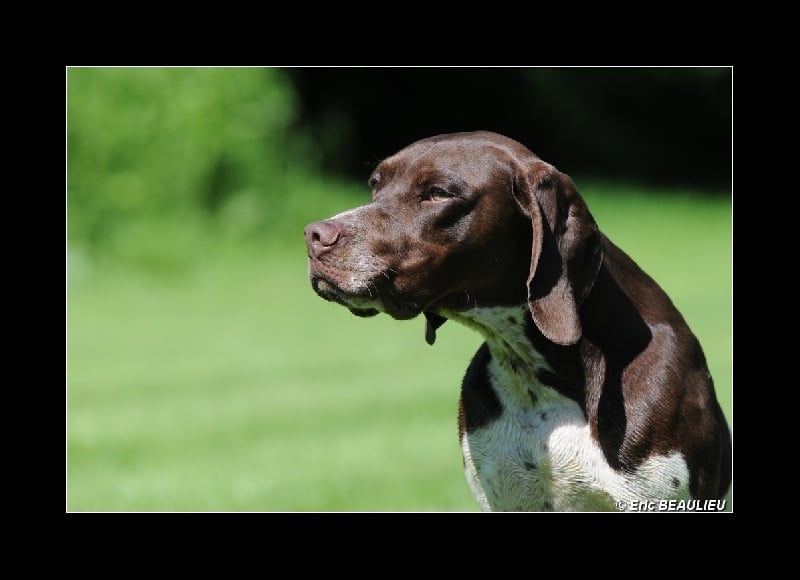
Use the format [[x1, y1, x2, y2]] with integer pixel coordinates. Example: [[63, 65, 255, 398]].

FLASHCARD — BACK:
[[373, 137, 512, 186]]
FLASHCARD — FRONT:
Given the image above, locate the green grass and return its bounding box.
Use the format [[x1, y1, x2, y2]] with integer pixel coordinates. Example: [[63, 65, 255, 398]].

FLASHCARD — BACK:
[[67, 185, 732, 512]]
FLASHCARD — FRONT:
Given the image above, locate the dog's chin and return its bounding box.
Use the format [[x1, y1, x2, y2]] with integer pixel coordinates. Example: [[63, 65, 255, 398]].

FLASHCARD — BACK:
[[311, 276, 423, 321], [379, 295, 423, 321], [348, 307, 379, 317], [349, 297, 421, 321]]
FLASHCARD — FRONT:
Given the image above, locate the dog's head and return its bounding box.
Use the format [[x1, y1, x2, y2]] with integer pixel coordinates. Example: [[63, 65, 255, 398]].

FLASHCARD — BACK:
[[305, 131, 602, 346]]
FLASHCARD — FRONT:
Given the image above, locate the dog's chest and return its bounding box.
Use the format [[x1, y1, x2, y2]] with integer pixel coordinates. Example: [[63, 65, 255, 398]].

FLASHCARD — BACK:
[[454, 306, 691, 512], [462, 398, 618, 511]]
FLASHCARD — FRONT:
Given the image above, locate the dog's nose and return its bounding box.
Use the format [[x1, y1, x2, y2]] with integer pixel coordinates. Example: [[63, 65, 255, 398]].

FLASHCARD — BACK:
[[304, 220, 342, 259]]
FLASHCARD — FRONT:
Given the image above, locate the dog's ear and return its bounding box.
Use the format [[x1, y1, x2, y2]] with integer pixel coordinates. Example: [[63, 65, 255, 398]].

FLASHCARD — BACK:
[[512, 161, 603, 346]]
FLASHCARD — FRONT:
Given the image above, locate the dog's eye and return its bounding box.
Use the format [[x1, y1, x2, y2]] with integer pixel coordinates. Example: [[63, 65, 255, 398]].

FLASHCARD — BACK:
[[423, 187, 453, 203]]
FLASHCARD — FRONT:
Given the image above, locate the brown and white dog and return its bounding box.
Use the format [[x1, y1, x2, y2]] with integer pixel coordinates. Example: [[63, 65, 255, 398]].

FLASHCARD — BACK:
[[304, 131, 731, 512]]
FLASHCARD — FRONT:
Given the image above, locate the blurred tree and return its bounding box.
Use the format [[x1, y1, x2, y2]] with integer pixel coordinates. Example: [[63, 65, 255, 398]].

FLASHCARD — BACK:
[[67, 67, 306, 255]]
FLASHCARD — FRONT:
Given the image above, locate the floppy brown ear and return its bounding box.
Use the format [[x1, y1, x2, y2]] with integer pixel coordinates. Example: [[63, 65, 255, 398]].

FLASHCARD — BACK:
[[513, 162, 603, 346]]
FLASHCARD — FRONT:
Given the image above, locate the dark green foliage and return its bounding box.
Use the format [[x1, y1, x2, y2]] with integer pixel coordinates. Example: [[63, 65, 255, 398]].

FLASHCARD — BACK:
[[287, 67, 732, 190]]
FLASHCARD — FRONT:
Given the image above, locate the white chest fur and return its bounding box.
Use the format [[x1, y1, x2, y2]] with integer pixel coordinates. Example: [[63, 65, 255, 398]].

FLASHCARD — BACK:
[[449, 306, 691, 512]]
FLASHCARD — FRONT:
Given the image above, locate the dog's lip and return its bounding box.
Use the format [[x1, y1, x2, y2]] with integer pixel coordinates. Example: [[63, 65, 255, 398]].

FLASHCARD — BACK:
[[311, 276, 361, 303], [312, 276, 381, 312], [311, 276, 337, 296], [311, 275, 424, 321]]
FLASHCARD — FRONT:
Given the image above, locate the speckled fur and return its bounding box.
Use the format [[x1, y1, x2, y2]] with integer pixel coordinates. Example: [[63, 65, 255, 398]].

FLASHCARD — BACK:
[[448, 305, 691, 512]]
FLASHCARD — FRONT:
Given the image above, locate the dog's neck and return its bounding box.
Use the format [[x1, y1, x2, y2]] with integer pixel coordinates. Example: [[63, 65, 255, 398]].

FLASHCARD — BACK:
[[443, 304, 556, 408]]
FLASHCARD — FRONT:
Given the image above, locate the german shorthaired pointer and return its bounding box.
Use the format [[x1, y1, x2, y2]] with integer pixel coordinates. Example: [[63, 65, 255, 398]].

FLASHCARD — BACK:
[[304, 131, 731, 512]]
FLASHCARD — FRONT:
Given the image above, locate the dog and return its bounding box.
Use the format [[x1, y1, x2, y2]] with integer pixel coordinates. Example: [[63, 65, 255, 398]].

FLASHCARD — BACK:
[[304, 131, 731, 512]]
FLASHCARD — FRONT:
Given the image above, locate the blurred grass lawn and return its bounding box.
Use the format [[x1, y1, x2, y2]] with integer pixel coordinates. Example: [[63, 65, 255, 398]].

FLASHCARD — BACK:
[[66, 184, 732, 512]]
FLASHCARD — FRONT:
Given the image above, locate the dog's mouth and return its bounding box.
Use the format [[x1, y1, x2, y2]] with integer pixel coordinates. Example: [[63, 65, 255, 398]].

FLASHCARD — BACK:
[[311, 276, 379, 316], [311, 275, 424, 320]]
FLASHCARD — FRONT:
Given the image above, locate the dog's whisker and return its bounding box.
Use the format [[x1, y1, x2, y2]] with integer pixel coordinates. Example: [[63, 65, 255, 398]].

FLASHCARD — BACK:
[[366, 281, 379, 299], [465, 291, 478, 312]]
